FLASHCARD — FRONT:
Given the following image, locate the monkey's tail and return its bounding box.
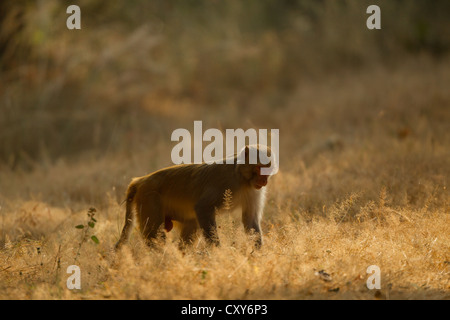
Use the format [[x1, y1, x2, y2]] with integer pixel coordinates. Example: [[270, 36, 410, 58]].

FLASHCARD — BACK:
[[115, 183, 138, 250]]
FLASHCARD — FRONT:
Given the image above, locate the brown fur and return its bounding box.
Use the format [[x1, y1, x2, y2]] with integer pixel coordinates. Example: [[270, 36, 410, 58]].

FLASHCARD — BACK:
[[115, 145, 274, 249]]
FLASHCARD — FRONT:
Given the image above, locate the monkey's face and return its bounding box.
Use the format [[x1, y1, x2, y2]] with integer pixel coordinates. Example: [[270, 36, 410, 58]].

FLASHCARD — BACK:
[[252, 165, 269, 189]]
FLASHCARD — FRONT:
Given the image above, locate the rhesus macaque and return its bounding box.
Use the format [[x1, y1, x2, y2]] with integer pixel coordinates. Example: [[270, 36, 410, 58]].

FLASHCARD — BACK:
[[115, 145, 276, 250]]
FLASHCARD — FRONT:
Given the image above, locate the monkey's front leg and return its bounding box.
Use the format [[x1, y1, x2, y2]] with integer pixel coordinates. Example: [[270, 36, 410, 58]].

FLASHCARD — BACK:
[[242, 210, 263, 248], [195, 203, 220, 246]]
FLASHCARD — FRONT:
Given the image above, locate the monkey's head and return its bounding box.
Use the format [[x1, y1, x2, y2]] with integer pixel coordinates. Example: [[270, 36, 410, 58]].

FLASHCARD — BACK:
[[238, 145, 277, 189]]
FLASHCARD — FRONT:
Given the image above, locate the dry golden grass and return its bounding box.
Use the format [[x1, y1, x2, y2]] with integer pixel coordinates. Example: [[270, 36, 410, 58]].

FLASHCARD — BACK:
[[0, 193, 448, 300], [0, 1, 449, 300]]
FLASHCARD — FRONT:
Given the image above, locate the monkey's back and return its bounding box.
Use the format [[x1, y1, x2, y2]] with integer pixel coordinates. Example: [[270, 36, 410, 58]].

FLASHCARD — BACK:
[[131, 163, 243, 215]]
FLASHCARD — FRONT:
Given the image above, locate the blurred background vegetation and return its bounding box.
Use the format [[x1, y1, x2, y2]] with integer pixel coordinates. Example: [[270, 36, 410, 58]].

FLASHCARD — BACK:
[[0, 1, 449, 300], [0, 0, 449, 211]]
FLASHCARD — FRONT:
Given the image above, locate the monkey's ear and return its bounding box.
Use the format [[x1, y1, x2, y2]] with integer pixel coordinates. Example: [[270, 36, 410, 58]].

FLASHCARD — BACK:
[[244, 146, 250, 163], [237, 146, 250, 164]]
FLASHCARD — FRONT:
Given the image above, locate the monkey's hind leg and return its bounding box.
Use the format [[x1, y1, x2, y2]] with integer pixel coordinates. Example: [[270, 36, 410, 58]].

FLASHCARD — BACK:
[[179, 219, 199, 249], [195, 204, 220, 246], [137, 194, 165, 247]]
